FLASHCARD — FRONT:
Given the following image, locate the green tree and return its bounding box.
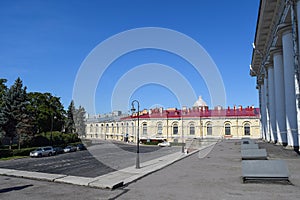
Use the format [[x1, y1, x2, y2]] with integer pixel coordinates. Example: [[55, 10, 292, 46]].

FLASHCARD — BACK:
[[27, 92, 65, 134], [0, 78, 32, 149], [74, 105, 86, 137], [0, 79, 8, 141], [65, 100, 76, 134]]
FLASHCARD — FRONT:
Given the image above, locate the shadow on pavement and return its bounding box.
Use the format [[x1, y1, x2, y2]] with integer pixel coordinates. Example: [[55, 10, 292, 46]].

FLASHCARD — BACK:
[[0, 184, 33, 193]]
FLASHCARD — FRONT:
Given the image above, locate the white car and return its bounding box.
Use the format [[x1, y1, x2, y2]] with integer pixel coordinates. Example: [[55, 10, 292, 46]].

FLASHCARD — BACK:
[[63, 146, 77, 153], [30, 146, 55, 157], [157, 141, 171, 147]]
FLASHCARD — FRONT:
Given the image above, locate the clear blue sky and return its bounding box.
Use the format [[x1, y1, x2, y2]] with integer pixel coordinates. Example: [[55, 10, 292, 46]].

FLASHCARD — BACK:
[[0, 0, 260, 115]]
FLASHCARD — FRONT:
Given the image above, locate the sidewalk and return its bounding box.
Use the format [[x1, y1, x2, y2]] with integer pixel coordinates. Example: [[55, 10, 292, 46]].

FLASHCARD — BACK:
[[114, 139, 300, 200]]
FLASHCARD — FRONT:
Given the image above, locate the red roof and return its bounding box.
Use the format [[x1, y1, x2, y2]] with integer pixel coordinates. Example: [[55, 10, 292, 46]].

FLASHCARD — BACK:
[[122, 107, 260, 120]]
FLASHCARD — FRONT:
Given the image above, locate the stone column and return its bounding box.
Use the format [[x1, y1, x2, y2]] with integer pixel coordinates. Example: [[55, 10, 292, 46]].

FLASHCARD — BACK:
[[271, 48, 287, 145], [295, 0, 300, 149], [281, 26, 299, 148], [260, 81, 267, 140], [258, 85, 264, 139], [267, 64, 277, 142], [264, 73, 271, 142]]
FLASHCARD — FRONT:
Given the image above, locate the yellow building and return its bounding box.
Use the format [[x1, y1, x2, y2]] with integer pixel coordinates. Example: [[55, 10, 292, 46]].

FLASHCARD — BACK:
[[85, 97, 260, 143]]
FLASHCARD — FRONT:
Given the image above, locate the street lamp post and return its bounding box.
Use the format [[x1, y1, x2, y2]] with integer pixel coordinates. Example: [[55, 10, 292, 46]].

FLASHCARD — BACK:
[[166, 110, 169, 141], [181, 110, 184, 153], [50, 115, 56, 146], [131, 100, 140, 169]]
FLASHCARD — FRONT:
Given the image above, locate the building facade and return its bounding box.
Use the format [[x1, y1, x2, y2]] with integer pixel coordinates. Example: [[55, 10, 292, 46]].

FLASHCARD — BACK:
[[85, 97, 261, 143], [250, 0, 300, 150]]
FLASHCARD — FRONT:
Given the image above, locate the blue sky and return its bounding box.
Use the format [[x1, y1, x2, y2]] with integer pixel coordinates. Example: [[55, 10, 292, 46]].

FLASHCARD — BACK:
[[0, 0, 260, 115]]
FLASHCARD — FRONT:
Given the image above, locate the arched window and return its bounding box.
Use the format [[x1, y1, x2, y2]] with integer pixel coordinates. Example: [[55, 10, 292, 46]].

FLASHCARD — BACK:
[[111, 124, 114, 133], [101, 124, 104, 134], [244, 123, 250, 135], [225, 123, 231, 135], [116, 124, 119, 133], [157, 122, 163, 135], [121, 123, 124, 134], [142, 123, 147, 135], [105, 124, 109, 133], [173, 123, 178, 135], [95, 124, 99, 133], [131, 122, 134, 135], [189, 123, 195, 135], [207, 123, 212, 136], [90, 124, 93, 133]]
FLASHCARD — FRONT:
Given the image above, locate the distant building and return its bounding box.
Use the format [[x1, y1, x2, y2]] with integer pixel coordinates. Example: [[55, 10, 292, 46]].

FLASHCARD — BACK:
[[250, 0, 300, 150], [85, 97, 260, 143]]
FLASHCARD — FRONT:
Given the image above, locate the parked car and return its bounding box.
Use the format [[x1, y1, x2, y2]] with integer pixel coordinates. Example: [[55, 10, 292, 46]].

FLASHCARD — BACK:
[[76, 143, 87, 151], [157, 141, 171, 147], [30, 146, 55, 157], [63, 146, 77, 153], [53, 147, 64, 155]]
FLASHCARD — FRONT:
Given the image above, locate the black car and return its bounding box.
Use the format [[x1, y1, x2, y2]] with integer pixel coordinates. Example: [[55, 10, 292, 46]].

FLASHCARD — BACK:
[[53, 147, 64, 155], [76, 143, 87, 151]]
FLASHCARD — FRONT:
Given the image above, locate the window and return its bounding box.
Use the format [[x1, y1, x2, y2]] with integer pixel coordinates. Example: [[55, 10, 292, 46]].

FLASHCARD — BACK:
[[111, 124, 114, 133], [121, 123, 125, 134], [90, 125, 93, 133], [95, 124, 99, 133], [142, 123, 147, 135], [225, 123, 231, 135], [157, 123, 163, 135], [189, 123, 195, 135], [101, 124, 104, 134], [105, 124, 109, 133], [132, 122, 134, 135], [117, 124, 119, 133], [173, 123, 178, 135], [207, 123, 212, 136], [244, 123, 250, 135]]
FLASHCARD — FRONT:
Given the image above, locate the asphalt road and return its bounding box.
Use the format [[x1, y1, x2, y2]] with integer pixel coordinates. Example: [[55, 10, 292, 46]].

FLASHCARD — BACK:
[[0, 141, 181, 177]]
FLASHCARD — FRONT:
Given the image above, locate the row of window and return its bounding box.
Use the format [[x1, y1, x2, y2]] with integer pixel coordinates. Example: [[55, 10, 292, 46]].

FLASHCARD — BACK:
[[89, 122, 251, 136]]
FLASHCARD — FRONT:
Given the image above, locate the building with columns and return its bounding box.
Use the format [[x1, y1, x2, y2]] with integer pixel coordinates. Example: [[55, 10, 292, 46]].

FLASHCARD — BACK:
[[85, 97, 260, 143], [250, 0, 300, 150]]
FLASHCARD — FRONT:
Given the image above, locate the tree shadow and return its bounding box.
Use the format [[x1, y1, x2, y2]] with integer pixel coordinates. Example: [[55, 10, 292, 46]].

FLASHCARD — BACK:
[[0, 184, 33, 193]]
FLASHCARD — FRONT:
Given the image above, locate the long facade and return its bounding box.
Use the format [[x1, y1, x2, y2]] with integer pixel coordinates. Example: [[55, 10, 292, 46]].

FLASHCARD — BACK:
[[250, 0, 300, 150], [85, 105, 260, 143]]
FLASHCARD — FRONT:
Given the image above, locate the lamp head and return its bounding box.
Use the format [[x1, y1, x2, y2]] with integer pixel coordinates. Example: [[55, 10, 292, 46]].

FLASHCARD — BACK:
[[131, 105, 136, 113]]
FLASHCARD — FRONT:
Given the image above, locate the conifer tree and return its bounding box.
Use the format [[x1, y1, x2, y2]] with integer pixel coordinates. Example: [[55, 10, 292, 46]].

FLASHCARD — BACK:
[[74, 105, 86, 137], [65, 100, 76, 134], [0, 78, 31, 149], [0, 79, 8, 141]]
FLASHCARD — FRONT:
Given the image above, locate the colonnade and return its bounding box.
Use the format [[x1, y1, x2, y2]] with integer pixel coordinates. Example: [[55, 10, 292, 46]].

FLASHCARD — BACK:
[[259, 22, 300, 149]]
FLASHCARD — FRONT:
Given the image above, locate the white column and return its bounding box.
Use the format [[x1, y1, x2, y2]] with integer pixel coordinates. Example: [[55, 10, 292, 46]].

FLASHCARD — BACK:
[[295, 0, 300, 149], [264, 74, 271, 142], [272, 49, 287, 145], [281, 28, 299, 148], [258, 86, 264, 139], [267, 65, 277, 142], [260, 82, 267, 140]]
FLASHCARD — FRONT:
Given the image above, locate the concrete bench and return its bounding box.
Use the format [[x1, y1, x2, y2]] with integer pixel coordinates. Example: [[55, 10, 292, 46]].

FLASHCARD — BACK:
[[241, 138, 254, 145], [241, 149, 267, 160], [242, 160, 290, 183], [241, 143, 259, 150]]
